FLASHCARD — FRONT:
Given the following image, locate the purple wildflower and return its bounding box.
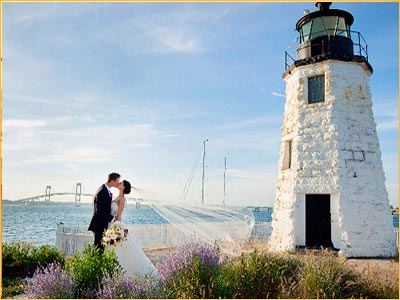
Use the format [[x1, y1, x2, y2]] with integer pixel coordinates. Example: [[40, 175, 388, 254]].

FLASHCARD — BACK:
[[24, 263, 75, 299], [96, 272, 159, 299], [157, 242, 219, 282]]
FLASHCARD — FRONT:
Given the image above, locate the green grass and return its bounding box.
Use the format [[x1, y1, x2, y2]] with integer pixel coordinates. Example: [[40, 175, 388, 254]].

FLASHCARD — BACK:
[[217, 250, 300, 298], [291, 249, 360, 298]]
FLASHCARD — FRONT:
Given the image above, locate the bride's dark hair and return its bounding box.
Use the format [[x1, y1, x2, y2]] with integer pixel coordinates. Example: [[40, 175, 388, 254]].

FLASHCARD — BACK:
[[123, 180, 131, 194]]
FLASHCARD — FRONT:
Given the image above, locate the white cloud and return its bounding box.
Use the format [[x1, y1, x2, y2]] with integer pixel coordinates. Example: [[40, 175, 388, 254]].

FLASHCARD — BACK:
[[210, 131, 280, 153], [226, 168, 272, 181], [3, 119, 47, 130], [218, 116, 282, 131], [200, 167, 277, 206], [373, 101, 398, 118], [3, 121, 166, 159], [3, 3, 59, 26], [162, 133, 181, 138], [90, 10, 207, 55], [374, 101, 398, 132], [2, 114, 98, 132], [4, 93, 72, 107], [23, 147, 116, 164], [377, 120, 398, 132], [102, 5, 254, 55], [143, 19, 203, 53], [272, 91, 285, 98], [386, 183, 399, 207], [4, 2, 110, 27]]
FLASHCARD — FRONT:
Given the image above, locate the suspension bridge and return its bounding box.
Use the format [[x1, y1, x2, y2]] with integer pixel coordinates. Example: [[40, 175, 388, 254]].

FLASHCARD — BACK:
[[13, 183, 145, 207]]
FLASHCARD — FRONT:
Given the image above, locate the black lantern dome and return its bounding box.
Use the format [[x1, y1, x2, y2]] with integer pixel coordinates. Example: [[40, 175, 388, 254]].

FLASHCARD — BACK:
[[297, 2, 354, 59], [285, 2, 372, 74]]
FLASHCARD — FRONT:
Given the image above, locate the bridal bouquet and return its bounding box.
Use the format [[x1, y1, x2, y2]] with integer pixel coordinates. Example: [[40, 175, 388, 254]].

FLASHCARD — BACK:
[[102, 221, 129, 247]]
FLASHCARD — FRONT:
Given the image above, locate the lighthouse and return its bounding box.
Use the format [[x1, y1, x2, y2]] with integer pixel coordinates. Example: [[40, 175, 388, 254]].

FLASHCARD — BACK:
[[268, 2, 397, 257]]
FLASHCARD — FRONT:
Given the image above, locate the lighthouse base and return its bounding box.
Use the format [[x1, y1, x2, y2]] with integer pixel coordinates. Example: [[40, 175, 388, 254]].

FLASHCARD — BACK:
[[268, 192, 397, 258]]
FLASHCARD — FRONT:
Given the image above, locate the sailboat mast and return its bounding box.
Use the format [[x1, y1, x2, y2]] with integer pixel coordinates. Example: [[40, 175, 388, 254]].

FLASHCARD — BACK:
[[223, 157, 226, 207], [201, 139, 208, 205]]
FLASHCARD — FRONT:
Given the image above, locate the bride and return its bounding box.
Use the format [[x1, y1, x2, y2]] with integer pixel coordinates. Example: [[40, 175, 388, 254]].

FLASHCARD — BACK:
[[107, 179, 158, 278]]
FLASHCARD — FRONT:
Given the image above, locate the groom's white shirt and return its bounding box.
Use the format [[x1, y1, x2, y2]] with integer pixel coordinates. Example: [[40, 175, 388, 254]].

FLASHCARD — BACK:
[[104, 184, 112, 197]]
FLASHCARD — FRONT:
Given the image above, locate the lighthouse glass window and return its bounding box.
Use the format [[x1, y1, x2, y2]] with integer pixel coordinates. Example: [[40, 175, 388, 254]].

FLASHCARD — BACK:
[[308, 74, 325, 104]]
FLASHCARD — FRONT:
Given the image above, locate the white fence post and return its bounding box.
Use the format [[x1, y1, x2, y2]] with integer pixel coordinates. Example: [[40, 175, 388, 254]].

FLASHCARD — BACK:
[[56, 223, 64, 250]]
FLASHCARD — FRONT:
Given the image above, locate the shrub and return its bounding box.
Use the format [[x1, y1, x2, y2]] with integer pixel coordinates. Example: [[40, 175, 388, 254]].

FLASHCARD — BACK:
[[2, 241, 65, 279], [2, 241, 34, 278], [24, 263, 75, 299], [293, 250, 360, 299], [158, 242, 220, 298], [96, 271, 160, 299], [1, 278, 25, 298], [34, 244, 66, 267], [66, 243, 122, 298], [218, 250, 300, 298]]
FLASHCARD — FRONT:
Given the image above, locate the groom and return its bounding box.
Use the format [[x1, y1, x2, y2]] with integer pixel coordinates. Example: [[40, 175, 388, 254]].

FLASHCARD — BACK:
[[88, 172, 121, 253]]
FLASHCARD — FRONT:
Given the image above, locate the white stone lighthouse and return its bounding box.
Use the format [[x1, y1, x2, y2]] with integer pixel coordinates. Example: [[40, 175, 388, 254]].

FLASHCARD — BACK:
[[268, 2, 397, 257]]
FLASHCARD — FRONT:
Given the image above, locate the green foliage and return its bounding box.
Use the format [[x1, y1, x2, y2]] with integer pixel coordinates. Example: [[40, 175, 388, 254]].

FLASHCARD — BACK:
[[158, 242, 220, 299], [2, 241, 65, 279], [293, 250, 360, 299], [2, 240, 398, 299], [1, 278, 25, 298], [160, 247, 399, 299], [35, 244, 66, 267], [66, 243, 122, 298], [217, 250, 300, 298], [162, 256, 220, 299]]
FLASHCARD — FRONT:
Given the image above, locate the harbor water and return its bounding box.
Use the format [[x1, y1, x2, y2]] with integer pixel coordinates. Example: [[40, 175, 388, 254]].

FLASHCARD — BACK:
[[2, 203, 166, 246], [2, 203, 397, 247]]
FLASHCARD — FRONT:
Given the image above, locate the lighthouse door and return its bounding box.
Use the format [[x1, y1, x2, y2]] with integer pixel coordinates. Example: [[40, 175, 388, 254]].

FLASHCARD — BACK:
[[306, 194, 333, 248]]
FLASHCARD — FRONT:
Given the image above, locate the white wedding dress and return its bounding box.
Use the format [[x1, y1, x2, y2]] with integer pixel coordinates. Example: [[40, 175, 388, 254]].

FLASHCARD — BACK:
[[108, 198, 158, 278]]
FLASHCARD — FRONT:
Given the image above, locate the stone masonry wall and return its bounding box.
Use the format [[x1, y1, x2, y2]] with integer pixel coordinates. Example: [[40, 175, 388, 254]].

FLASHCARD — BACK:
[[269, 60, 396, 257]]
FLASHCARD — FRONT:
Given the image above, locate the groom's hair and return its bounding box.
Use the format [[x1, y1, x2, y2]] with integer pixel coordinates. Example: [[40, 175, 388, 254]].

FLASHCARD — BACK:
[[107, 172, 121, 183]]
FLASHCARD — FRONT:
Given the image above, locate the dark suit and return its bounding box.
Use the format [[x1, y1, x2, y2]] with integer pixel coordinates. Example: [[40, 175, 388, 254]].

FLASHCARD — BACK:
[[88, 184, 114, 253]]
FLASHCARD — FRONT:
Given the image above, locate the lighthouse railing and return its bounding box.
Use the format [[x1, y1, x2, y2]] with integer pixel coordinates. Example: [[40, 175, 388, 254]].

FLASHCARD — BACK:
[[284, 30, 369, 70], [285, 51, 296, 71], [354, 31, 368, 60]]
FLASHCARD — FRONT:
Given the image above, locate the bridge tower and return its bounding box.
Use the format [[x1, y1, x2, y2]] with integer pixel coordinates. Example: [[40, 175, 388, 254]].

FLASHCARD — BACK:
[[75, 182, 82, 207], [45, 185, 51, 204]]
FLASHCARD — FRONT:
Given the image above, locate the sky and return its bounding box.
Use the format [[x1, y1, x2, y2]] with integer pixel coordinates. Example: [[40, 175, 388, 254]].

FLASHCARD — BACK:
[[2, 1, 398, 207]]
